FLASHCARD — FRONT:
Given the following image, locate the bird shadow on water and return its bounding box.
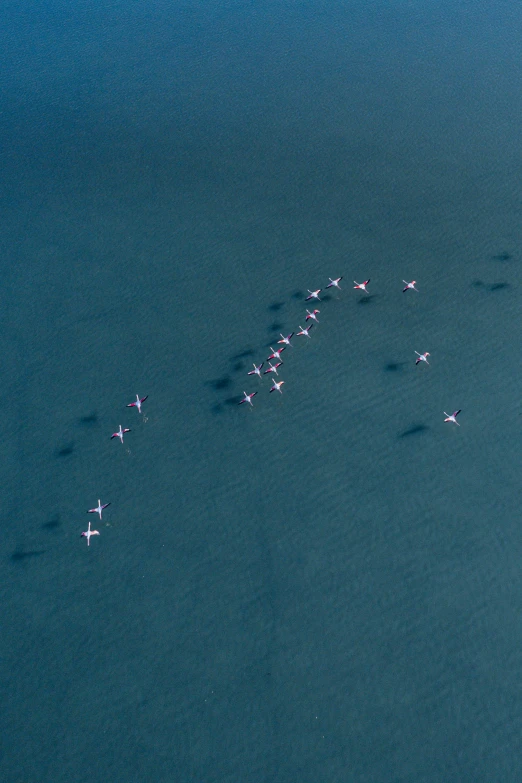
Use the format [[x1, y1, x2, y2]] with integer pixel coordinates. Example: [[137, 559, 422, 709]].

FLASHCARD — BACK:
[[384, 361, 406, 373], [42, 514, 61, 531], [78, 412, 98, 427], [268, 301, 285, 312], [357, 295, 376, 305], [492, 251, 511, 262], [226, 394, 243, 406], [472, 279, 510, 292], [231, 348, 255, 360], [398, 424, 430, 438], [206, 345, 260, 409], [11, 548, 46, 564], [206, 376, 232, 391], [229, 348, 257, 374], [210, 395, 245, 415], [268, 322, 284, 332], [55, 442, 74, 458]]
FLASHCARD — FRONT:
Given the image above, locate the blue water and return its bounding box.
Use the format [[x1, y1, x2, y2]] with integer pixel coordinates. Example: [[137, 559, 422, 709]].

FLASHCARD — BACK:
[[1, 1, 522, 780]]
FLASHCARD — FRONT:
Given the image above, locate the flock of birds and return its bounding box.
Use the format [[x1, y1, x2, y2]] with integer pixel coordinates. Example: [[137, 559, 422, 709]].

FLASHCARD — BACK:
[[239, 275, 462, 422], [81, 274, 462, 546], [80, 394, 148, 546]]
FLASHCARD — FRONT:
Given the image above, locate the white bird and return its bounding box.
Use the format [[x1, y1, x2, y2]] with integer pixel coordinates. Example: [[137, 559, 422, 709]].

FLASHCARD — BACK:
[[354, 280, 370, 292], [267, 346, 285, 362], [306, 309, 320, 322], [297, 323, 314, 338], [403, 280, 418, 292], [415, 352, 430, 365], [270, 379, 285, 394], [81, 520, 100, 547], [444, 410, 461, 426], [127, 394, 148, 413], [240, 391, 257, 406], [88, 499, 110, 520], [248, 362, 264, 377], [306, 289, 321, 301], [278, 332, 294, 347], [326, 277, 342, 289], [111, 425, 131, 443], [264, 361, 282, 375]]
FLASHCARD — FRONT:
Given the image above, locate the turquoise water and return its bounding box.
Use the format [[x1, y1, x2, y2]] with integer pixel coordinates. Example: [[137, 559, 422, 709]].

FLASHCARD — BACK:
[[1, 1, 522, 780]]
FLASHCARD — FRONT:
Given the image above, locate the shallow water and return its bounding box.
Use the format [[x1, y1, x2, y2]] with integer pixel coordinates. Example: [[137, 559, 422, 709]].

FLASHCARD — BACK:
[[1, 1, 522, 781]]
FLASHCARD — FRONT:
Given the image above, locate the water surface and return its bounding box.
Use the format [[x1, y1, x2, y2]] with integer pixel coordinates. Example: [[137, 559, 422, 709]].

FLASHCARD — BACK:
[[1, 1, 522, 781]]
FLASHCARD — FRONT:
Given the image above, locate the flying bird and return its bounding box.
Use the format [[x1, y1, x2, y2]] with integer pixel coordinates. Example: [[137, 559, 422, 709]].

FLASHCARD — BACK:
[[444, 410, 461, 426], [81, 521, 100, 547], [111, 425, 131, 443], [326, 277, 342, 289], [127, 394, 148, 414], [297, 324, 314, 338], [240, 391, 257, 407], [88, 499, 110, 520], [264, 361, 283, 375], [267, 346, 285, 362], [278, 333, 294, 347], [248, 363, 264, 378]]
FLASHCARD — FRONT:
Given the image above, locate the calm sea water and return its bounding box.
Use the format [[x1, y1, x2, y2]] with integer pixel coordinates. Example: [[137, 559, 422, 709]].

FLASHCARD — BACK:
[[1, 1, 522, 781]]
